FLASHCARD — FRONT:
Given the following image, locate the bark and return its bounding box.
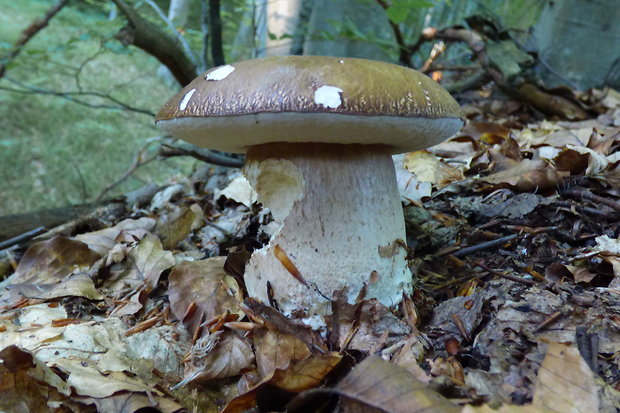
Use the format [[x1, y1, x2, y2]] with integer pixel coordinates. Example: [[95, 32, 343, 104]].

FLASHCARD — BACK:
[[111, 0, 197, 86]]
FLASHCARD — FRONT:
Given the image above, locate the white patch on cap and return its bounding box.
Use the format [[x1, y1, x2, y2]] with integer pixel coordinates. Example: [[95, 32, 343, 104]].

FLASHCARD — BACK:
[[206, 64, 235, 81], [179, 88, 196, 111], [314, 85, 343, 109]]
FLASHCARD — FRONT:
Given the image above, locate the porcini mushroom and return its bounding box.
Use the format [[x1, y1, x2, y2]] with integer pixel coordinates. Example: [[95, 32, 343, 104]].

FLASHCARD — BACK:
[[156, 56, 463, 326]]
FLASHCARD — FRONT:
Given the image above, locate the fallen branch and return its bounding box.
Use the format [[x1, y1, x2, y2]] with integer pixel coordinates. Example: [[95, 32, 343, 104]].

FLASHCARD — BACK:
[[159, 141, 244, 168]]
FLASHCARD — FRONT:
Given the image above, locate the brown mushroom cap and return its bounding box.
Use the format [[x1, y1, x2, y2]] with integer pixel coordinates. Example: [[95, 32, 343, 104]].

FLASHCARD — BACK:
[[156, 56, 463, 154]]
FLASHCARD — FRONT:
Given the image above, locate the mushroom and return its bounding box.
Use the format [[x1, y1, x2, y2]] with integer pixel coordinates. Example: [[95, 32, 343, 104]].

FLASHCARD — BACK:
[[156, 56, 463, 326]]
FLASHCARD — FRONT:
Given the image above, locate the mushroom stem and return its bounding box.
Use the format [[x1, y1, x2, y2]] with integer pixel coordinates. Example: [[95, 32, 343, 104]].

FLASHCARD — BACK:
[[243, 143, 411, 323]]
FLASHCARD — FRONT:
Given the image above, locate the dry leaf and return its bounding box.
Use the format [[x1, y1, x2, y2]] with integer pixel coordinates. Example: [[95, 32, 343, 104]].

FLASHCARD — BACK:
[[155, 204, 204, 250], [73, 217, 156, 256], [182, 330, 254, 382], [5, 236, 100, 285], [168, 257, 243, 333], [222, 353, 342, 413], [254, 328, 312, 378], [532, 342, 599, 413], [289, 356, 459, 413], [106, 233, 174, 314], [214, 174, 257, 208]]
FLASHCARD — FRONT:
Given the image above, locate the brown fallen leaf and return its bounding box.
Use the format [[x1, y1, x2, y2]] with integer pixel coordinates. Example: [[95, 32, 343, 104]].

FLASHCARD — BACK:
[[155, 203, 204, 250], [106, 233, 174, 292], [181, 330, 254, 383], [221, 353, 342, 413], [7, 236, 100, 285], [287, 356, 459, 413], [0, 345, 73, 412], [254, 327, 312, 379], [462, 121, 511, 144], [480, 159, 564, 192], [168, 257, 243, 334], [73, 217, 156, 256], [533, 342, 599, 413]]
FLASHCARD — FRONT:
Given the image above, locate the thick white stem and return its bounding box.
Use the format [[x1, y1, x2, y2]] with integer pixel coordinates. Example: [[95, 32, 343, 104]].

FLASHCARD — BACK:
[[243, 143, 411, 323]]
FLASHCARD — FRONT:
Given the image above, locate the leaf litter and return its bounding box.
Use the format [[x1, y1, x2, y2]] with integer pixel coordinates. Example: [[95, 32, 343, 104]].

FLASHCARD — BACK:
[[0, 88, 620, 412]]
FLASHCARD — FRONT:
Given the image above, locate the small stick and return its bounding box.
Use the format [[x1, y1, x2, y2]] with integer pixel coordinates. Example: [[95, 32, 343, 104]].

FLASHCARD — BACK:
[[477, 262, 538, 286], [561, 188, 620, 213], [533, 311, 562, 332], [450, 313, 470, 342], [451, 234, 518, 258], [0, 226, 46, 250]]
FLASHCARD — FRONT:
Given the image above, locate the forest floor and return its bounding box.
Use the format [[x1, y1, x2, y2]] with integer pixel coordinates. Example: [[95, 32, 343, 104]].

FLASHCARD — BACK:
[[0, 86, 619, 412]]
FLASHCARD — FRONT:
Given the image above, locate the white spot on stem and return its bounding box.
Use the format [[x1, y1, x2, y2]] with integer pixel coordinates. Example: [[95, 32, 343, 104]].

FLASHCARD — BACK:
[[314, 85, 343, 109], [206, 64, 235, 81], [179, 88, 196, 111]]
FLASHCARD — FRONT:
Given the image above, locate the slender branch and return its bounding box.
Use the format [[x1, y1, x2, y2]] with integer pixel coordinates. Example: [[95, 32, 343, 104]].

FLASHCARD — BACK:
[[0, 76, 154, 116], [110, 0, 198, 85], [0, 0, 70, 79], [95, 141, 160, 201], [159, 141, 244, 168], [143, 0, 198, 67]]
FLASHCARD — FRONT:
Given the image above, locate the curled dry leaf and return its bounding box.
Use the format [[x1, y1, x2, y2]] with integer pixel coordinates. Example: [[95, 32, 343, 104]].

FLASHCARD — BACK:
[[214, 174, 257, 208], [155, 203, 204, 250], [254, 327, 312, 379], [5, 236, 100, 285], [181, 330, 254, 383], [288, 356, 459, 413], [403, 150, 464, 186], [479, 159, 564, 192], [73, 217, 156, 256], [0, 345, 73, 412], [461, 121, 511, 144], [532, 342, 599, 413], [221, 353, 342, 413], [106, 233, 174, 314], [168, 256, 243, 334]]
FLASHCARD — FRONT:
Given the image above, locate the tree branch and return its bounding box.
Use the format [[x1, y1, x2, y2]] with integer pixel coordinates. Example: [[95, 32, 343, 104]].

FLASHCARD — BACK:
[[110, 0, 198, 86], [159, 141, 244, 168], [0, 0, 70, 79], [0, 76, 154, 116]]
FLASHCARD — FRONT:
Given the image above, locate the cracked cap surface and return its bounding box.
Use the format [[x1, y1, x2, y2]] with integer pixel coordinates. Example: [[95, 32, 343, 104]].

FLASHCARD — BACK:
[[156, 55, 464, 154]]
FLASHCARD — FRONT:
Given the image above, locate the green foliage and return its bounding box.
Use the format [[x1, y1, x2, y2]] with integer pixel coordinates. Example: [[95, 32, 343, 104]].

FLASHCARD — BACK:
[[386, 0, 435, 24]]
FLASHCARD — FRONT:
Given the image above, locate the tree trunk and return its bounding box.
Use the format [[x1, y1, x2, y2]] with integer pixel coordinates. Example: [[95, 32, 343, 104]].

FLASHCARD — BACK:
[[303, 0, 395, 61], [532, 0, 620, 90]]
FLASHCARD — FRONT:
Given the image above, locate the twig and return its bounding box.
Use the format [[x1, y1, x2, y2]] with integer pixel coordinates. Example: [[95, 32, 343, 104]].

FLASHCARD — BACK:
[[159, 141, 244, 168], [95, 142, 159, 201], [0, 227, 46, 250], [1, 76, 154, 116], [533, 310, 562, 332], [477, 262, 538, 286], [0, 0, 70, 79], [560, 188, 620, 213], [450, 234, 518, 258]]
